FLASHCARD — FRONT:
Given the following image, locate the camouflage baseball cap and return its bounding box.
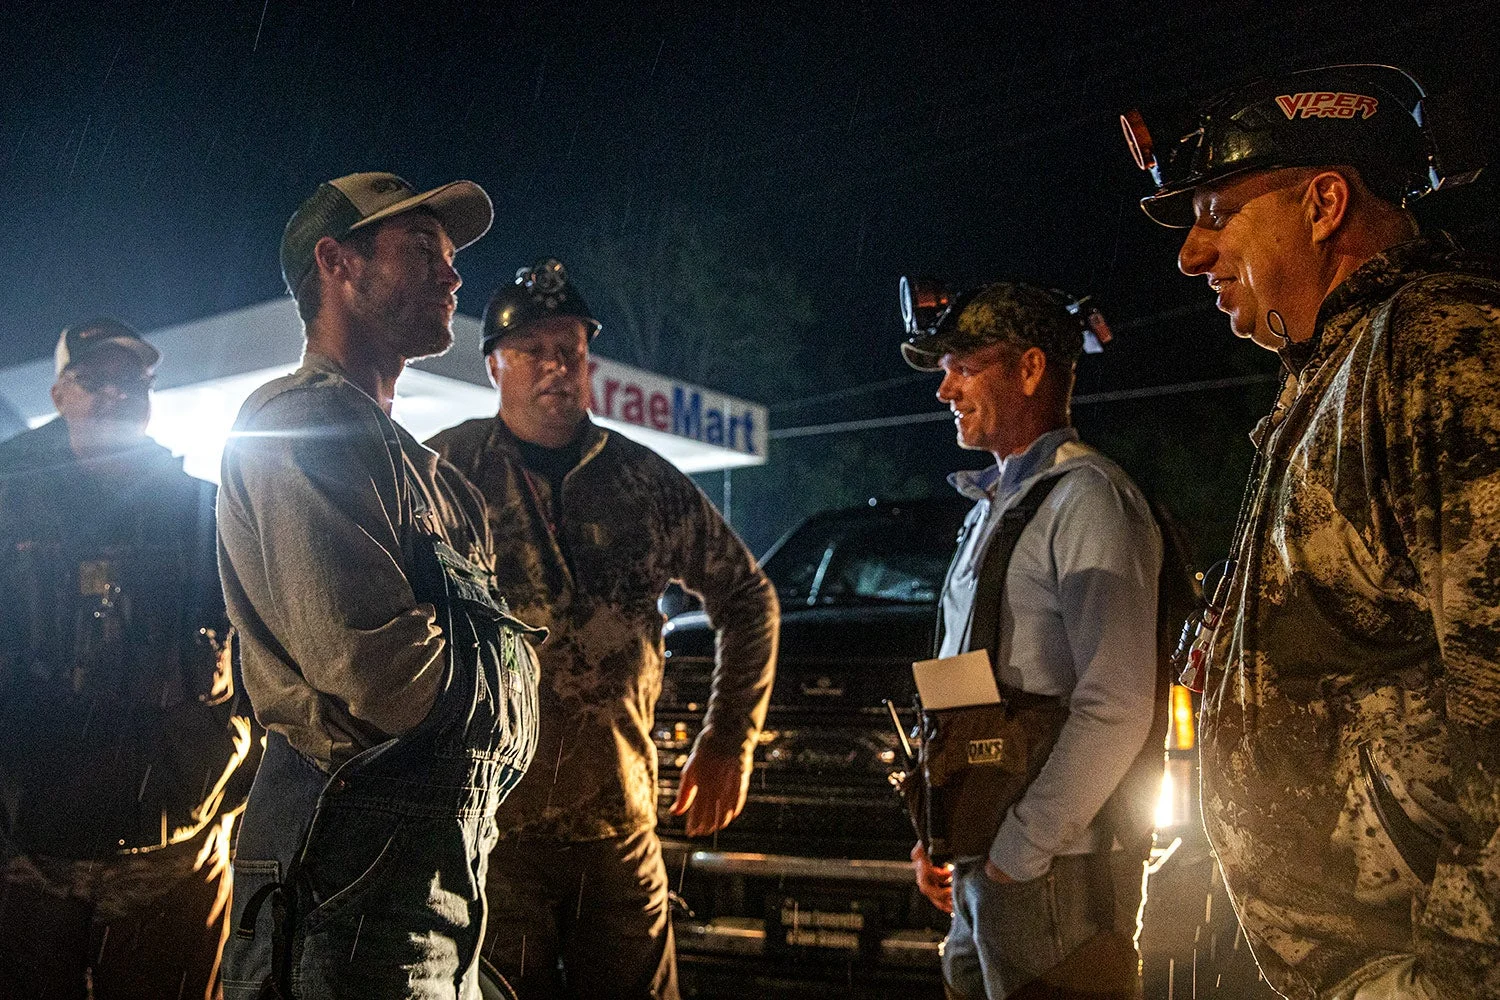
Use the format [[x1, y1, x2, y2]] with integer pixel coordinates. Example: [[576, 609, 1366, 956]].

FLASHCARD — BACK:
[[280, 171, 494, 293], [900, 281, 1084, 372]]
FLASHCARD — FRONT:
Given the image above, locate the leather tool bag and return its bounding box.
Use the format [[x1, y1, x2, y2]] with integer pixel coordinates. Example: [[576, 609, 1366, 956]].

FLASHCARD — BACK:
[[920, 690, 1068, 863], [907, 474, 1069, 866]]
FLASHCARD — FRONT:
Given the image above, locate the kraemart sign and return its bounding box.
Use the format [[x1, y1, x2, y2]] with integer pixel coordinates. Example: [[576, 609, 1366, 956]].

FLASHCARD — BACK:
[[587, 355, 768, 461]]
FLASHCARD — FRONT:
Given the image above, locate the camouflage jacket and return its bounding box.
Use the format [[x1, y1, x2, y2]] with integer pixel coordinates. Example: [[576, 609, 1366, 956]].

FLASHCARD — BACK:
[[428, 417, 778, 841], [0, 419, 251, 859], [1203, 236, 1500, 999]]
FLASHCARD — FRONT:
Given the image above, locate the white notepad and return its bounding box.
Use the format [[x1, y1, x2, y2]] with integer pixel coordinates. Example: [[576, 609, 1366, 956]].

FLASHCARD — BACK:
[[912, 650, 1002, 710]]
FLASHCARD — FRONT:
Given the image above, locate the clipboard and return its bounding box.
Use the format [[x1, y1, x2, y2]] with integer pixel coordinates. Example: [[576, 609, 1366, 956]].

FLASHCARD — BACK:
[[911, 650, 1002, 710]]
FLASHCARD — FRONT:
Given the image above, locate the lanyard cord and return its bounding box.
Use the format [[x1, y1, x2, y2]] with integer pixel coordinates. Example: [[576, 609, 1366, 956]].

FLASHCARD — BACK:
[[517, 466, 559, 543], [1209, 367, 1292, 606]]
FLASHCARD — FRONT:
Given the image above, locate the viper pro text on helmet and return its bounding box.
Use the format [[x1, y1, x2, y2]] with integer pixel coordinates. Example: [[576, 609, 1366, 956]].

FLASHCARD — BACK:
[[1122, 64, 1485, 228], [480, 257, 601, 355]]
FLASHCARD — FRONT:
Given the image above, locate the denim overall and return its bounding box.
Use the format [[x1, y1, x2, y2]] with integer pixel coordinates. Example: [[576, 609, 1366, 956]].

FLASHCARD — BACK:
[[222, 444, 541, 999]]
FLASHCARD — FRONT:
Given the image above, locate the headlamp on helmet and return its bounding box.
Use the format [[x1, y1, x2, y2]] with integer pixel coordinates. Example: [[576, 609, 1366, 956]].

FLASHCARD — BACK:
[[480, 256, 602, 355], [898, 276, 1111, 371]]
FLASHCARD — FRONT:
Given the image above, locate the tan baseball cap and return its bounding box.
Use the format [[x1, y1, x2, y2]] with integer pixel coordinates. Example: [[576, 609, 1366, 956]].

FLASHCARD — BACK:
[[280, 171, 494, 293]]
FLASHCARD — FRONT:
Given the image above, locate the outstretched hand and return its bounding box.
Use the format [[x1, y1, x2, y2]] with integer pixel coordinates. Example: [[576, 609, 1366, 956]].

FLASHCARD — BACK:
[[670, 746, 751, 837]]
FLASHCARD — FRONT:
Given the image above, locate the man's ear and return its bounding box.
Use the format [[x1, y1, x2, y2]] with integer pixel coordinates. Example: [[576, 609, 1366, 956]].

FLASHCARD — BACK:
[[1306, 170, 1352, 244], [312, 235, 348, 283], [49, 379, 66, 412], [1017, 346, 1048, 397], [485, 350, 502, 390]]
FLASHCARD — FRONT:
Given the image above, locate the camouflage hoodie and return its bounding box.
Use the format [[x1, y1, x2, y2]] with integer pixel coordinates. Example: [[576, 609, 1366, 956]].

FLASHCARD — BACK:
[[428, 417, 778, 841], [1203, 235, 1500, 999]]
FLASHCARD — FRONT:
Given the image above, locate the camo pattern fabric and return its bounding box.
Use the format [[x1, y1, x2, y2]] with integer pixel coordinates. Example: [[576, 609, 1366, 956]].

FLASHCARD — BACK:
[[428, 417, 778, 841], [1202, 236, 1500, 999]]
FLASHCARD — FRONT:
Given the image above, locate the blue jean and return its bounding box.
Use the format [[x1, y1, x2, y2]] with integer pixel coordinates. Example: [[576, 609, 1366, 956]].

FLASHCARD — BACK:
[[942, 853, 1133, 999], [222, 532, 541, 1000]]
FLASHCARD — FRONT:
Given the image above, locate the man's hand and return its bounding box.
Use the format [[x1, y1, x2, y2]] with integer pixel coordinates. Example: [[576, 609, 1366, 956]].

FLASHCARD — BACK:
[[670, 745, 750, 837], [911, 841, 954, 914]]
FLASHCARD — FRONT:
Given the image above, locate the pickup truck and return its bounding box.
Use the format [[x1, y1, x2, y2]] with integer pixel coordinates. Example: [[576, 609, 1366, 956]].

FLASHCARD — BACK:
[[655, 494, 1277, 998], [655, 496, 966, 997]]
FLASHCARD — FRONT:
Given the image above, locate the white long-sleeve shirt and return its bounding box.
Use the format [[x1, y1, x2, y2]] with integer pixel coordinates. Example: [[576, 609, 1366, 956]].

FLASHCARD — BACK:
[[940, 426, 1161, 880]]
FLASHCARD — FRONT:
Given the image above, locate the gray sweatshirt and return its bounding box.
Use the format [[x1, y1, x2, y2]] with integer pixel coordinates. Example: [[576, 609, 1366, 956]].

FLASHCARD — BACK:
[[217, 353, 494, 771]]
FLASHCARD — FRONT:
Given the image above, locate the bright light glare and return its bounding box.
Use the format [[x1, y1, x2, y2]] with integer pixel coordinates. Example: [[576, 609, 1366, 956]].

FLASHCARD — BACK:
[[1153, 757, 1196, 830], [147, 366, 497, 484], [1154, 768, 1177, 829], [145, 363, 750, 484], [148, 366, 297, 482]]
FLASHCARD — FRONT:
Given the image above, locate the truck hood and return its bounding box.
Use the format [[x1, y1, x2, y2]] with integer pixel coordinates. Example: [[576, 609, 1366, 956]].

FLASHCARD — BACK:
[[663, 602, 934, 710]]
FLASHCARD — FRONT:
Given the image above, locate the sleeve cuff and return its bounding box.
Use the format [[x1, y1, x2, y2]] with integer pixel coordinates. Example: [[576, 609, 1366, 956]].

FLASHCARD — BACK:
[[692, 724, 755, 761], [989, 811, 1055, 882]]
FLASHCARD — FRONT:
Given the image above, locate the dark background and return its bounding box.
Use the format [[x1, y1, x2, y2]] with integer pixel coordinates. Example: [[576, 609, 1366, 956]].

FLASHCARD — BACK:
[[2, 0, 1497, 560]]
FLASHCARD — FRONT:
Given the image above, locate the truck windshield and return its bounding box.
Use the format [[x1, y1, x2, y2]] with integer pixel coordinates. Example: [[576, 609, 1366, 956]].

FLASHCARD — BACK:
[[763, 519, 951, 606]]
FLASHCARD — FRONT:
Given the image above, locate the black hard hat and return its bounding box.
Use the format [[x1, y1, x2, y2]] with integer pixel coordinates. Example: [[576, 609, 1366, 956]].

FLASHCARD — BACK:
[[1123, 64, 1453, 228], [899, 277, 1110, 372], [480, 257, 601, 355]]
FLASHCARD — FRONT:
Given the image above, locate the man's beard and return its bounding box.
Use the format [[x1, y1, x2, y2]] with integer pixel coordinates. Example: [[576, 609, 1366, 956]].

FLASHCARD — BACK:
[[402, 322, 454, 362], [354, 279, 454, 361]]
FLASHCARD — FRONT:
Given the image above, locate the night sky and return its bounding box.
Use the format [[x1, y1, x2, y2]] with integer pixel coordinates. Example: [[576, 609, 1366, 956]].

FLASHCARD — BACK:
[[3, 0, 1497, 552]]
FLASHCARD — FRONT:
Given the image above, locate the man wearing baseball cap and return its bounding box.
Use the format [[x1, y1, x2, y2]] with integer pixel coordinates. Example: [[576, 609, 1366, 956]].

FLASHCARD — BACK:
[[218, 172, 544, 999], [0, 319, 254, 998], [1124, 66, 1500, 998], [902, 281, 1162, 999], [426, 258, 778, 1000]]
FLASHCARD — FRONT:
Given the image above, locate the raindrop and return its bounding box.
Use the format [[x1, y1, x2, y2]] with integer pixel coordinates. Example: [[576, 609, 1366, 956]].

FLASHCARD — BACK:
[[252, 0, 270, 54], [100, 41, 125, 94], [647, 38, 665, 84], [349, 914, 365, 961], [68, 116, 92, 181], [531, 53, 549, 108]]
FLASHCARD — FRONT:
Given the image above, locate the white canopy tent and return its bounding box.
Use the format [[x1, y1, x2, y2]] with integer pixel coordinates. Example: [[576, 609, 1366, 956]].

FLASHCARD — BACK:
[[0, 299, 768, 482]]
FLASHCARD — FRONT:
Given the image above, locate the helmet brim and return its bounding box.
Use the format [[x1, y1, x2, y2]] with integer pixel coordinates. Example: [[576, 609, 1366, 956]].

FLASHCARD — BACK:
[[481, 317, 602, 357], [1140, 161, 1307, 228], [900, 342, 942, 372], [1138, 186, 1197, 229]]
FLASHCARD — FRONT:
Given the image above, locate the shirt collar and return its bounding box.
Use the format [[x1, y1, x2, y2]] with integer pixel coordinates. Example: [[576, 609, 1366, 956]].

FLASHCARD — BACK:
[[1280, 233, 1466, 378], [299, 351, 441, 465], [491, 415, 609, 470], [948, 426, 1079, 502]]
